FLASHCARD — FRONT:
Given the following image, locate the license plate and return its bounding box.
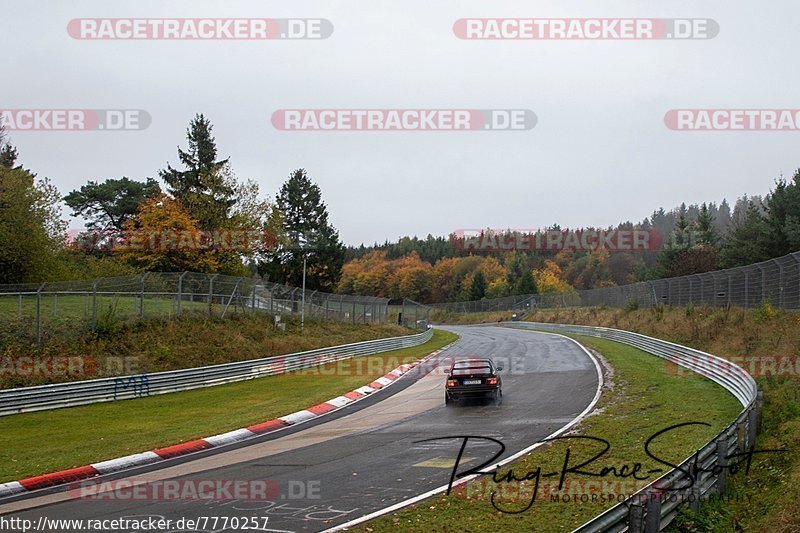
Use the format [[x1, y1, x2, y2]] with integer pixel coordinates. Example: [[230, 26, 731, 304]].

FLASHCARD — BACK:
[[463, 379, 481, 385]]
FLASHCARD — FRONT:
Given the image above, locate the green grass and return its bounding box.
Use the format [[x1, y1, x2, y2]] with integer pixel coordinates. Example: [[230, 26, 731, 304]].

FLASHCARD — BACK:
[[524, 306, 800, 532], [0, 293, 193, 321], [0, 329, 458, 482], [357, 334, 742, 533]]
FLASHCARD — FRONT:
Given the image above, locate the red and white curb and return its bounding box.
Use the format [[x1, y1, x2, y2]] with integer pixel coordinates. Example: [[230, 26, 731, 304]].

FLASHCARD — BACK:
[[0, 344, 453, 499]]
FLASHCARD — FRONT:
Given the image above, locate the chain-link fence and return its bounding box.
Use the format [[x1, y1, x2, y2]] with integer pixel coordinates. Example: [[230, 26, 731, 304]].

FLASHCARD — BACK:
[[0, 272, 389, 345], [426, 251, 800, 314]]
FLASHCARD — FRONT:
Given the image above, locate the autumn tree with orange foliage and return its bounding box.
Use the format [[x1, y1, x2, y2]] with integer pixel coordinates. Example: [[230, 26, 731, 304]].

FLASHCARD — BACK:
[[117, 194, 219, 272], [533, 260, 573, 293], [339, 250, 560, 303]]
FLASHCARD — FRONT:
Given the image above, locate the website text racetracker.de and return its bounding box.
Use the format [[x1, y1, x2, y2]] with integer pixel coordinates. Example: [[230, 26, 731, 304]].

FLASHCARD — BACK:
[[0, 109, 150, 131], [454, 18, 718, 40], [271, 109, 537, 131], [1, 515, 269, 532], [452, 229, 661, 252]]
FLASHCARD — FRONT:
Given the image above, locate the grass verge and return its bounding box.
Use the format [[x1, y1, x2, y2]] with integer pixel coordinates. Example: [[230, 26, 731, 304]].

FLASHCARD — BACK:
[[523, 306, 800, 532], [357, 333, 742, 533], [0, 329, 458, 483]]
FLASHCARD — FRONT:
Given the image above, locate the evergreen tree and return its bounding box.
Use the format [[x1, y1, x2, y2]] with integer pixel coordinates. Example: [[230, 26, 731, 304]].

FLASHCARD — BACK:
[[64, 177, 161, 232], [715, 199, 732, 235], [764, 171, 800, 257], [720, 202, 772, 267], [259, 169, 345, 291], [516, 270, 538, 295], [468, 270, 487, 300], [159, 114, 234, 230], [0, 144, 18, 169], [694, 202, 718, 246]]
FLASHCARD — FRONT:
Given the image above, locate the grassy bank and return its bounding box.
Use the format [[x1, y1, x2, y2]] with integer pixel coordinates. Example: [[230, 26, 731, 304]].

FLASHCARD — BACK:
[[0, 314, 413, 389], [0, 329, 458, 482], [358, 334, 741, 532], [518, 305, 800, 532]]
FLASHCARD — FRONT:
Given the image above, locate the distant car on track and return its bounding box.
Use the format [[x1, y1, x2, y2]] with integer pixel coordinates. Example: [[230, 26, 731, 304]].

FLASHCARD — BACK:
[[445, 358, 503, 405]]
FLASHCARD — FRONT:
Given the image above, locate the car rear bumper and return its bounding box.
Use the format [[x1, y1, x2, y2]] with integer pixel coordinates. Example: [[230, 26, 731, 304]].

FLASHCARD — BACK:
[[446, 386, 499, 397]]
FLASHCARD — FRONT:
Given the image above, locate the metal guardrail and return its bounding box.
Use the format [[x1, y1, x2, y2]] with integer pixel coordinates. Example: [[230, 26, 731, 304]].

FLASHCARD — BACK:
[[0, 328, 433, 417], [507, 322, 759, 533]]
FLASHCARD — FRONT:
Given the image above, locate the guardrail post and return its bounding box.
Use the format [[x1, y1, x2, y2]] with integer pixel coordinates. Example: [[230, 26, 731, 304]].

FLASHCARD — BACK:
[[755, 390, 764, 433], [644, 491, 662, 532], [689, 481, 701, 513], [716, 438, 729, 493], [736, 419, 747, 453], [628, 501, 645, 533], [747, 408, 758, 447]]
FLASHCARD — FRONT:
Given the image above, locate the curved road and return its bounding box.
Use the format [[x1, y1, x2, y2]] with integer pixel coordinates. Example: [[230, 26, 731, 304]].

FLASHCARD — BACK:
[[0, 326, 600, 532]]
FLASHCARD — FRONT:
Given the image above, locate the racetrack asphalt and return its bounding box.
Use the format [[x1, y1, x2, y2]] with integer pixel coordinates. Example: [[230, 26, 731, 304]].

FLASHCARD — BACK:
[[0, 325, 601, 533]]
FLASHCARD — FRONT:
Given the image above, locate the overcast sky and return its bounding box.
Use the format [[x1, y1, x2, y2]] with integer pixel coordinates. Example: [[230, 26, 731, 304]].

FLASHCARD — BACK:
[[2, 1, 798, 246]]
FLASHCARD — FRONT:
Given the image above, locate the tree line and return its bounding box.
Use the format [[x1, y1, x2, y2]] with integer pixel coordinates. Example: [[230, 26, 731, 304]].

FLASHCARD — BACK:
[[339, 174, 800, 303], [3, 114, 797, 301], [0, 114, 346, 290]]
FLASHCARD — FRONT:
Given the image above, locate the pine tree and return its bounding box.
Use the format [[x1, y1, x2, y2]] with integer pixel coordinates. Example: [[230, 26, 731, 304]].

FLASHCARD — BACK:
[[720, 202, 772, 267], [0, 144, 18, 169], [468, 270, 487, 300], [159, 114, 233, 230], [516, 270, 538, 295], [694, 202, 718, 246], [765, 170, 800, 257], [259, 169, 345, 291], [64, 177, 161, 232]]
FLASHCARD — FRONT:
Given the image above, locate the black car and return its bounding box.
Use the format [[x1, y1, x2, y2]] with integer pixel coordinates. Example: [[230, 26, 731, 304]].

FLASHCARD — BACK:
[[445, 358, 503, 405]]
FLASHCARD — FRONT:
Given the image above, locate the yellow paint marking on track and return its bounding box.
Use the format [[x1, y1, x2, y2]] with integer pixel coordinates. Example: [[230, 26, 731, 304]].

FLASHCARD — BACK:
[[413, 456, 475, 469]]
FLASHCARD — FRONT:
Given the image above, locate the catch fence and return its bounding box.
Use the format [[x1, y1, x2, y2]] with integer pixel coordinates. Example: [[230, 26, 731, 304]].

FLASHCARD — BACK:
[[427, 251, 800, 313], [0, 272, 389, 345]]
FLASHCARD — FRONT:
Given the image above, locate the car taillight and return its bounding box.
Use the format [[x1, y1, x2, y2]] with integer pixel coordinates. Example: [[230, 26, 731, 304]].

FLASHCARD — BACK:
[[446, 380, 458, 387], [487, 377, 498, 385]]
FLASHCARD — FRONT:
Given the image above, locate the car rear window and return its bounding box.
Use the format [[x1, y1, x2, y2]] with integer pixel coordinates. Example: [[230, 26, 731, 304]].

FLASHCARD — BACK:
[[451, 362, 492, 375]]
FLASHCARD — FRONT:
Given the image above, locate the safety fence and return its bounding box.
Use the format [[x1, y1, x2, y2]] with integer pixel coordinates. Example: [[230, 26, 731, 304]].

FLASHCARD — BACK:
[[426, 251, 800, 313], [0, 272, 390, 345], [507, 322, 759, 533], [0, 328, 433, 417]]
